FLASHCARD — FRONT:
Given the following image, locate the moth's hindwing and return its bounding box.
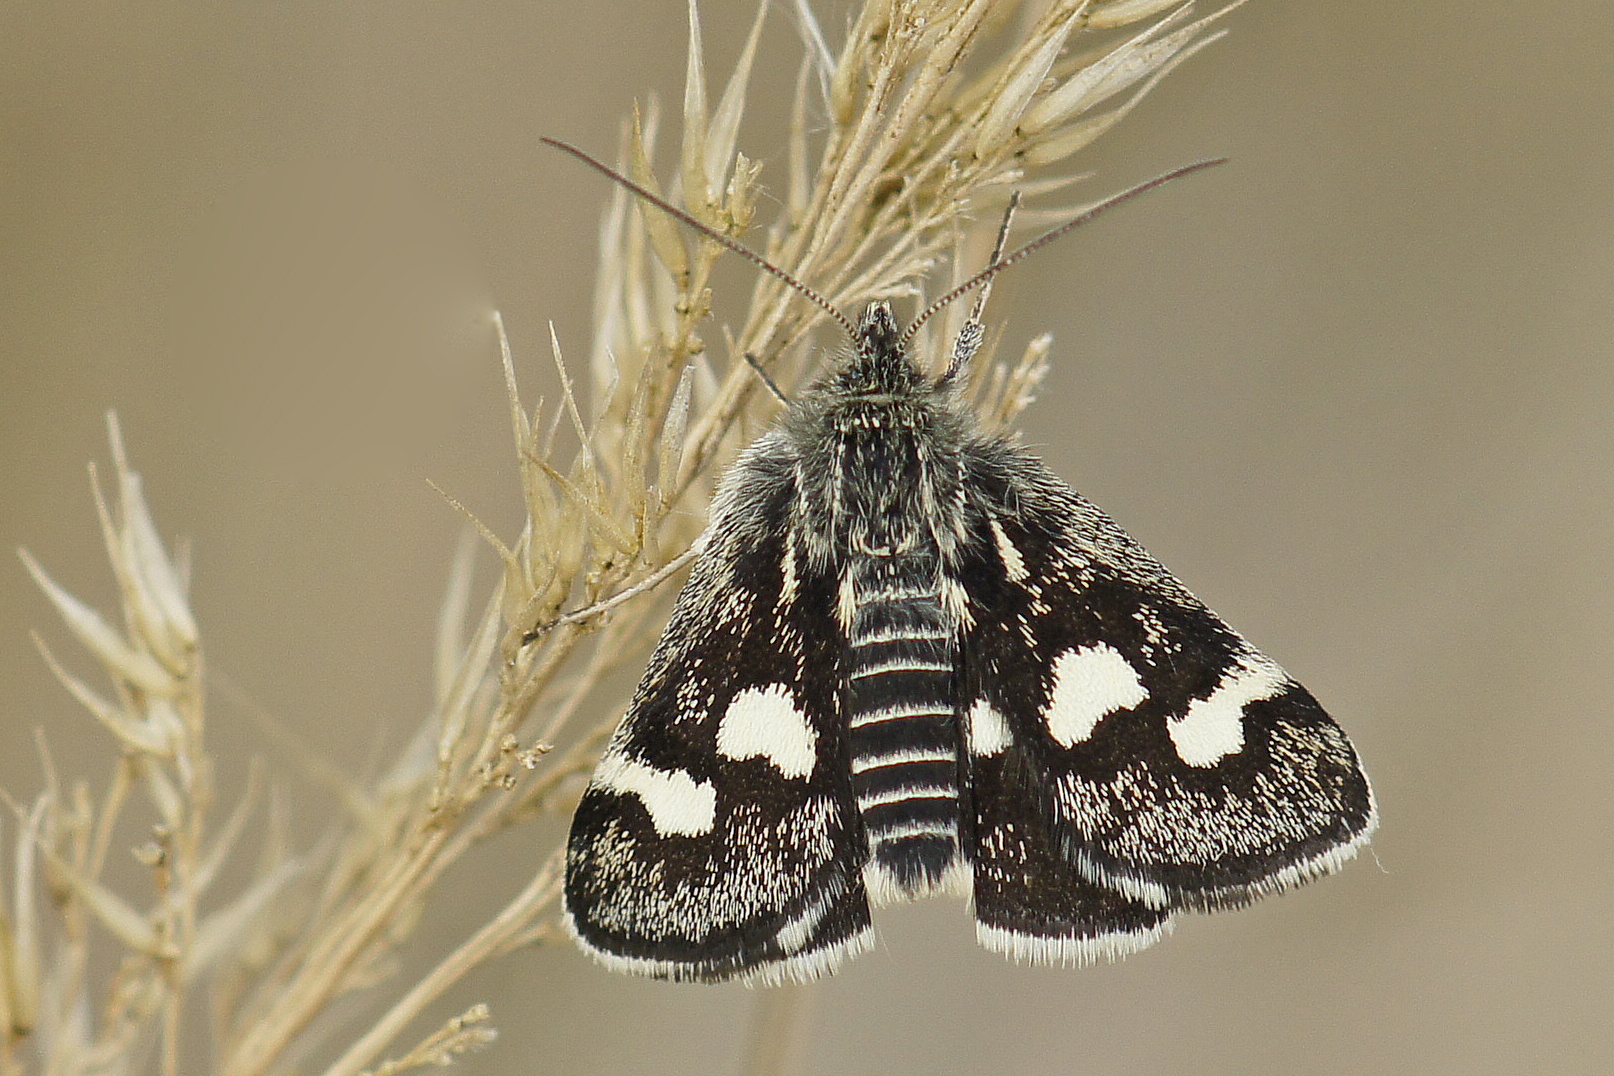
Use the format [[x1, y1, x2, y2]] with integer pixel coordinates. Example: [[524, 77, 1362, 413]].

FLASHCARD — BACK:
[[958, 447, 1377, 935], [969, 739, 1176, 964], [562, 445, 873, 985]]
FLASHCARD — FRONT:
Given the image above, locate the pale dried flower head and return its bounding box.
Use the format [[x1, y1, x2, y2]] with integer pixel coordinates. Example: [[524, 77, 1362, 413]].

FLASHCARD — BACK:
[[7, 2, 1239, 1074]]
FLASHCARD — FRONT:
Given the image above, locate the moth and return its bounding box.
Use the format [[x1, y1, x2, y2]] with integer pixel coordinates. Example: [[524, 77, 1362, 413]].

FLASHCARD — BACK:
[[546, 140, 1377, 985]]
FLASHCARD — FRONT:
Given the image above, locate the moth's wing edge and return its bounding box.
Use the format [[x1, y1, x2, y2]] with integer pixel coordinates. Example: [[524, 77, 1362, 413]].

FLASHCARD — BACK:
[[974, 915, 1174, 968], [561, 901, 878, 985]]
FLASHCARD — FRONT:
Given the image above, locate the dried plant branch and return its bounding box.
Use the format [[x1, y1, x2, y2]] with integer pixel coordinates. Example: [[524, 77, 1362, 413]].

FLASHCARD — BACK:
[[355, 1005, 496, 1076], [5, 1, 1239, 1073]]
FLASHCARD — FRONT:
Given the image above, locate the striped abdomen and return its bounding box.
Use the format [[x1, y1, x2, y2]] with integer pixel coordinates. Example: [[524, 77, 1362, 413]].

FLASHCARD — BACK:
[[845, 574, 965, 903]]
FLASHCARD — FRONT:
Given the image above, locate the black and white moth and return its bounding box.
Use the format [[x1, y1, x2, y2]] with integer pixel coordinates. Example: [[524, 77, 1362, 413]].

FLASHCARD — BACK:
[[550, 143, 1377, 985]]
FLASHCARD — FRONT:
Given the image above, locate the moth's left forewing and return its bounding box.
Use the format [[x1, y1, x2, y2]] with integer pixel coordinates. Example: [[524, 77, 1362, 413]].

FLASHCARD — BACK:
[[563, 437, 874, 984], [958, 445, 1376, 914]]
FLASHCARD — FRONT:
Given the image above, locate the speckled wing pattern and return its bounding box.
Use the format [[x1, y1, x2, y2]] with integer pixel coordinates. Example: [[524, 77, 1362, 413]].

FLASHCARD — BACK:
[[561, 439, 874, 985], [957, 447, 1376, 961]]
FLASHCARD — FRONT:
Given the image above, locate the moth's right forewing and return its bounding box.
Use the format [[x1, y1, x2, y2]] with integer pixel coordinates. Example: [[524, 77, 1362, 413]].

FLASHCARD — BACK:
[[956, 443, 1376, 914]]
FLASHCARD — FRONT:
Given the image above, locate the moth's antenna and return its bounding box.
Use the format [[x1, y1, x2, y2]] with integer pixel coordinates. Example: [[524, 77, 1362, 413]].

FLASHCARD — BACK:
[[542, 137, 859, 343], [901, 157, 1228, 347], [941, 191, 1021, 384]]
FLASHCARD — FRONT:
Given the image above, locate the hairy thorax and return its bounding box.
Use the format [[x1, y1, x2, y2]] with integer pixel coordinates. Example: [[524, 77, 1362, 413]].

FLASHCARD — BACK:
[[790, 391, 974, 572]]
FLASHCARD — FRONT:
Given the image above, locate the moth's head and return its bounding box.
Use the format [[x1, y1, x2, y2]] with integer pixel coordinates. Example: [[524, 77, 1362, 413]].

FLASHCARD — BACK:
[[854, 302, 902, 360], [840, 301, 922, 394]]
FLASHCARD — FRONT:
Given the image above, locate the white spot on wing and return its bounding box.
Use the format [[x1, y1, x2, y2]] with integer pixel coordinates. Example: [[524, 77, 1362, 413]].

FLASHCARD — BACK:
[[966, 699, 1012, 757], [779, 541, 799, 604], [1045, 644, 1148, 747], [990, 519, 1028, 582], [592, 754, 716, 837], [718, 685, 818, 779], [1169, 656, 1287, 767]]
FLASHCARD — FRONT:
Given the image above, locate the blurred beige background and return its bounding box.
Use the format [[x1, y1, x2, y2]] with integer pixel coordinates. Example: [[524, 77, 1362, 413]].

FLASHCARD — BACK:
[[4, 2, 1611, 1074]]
